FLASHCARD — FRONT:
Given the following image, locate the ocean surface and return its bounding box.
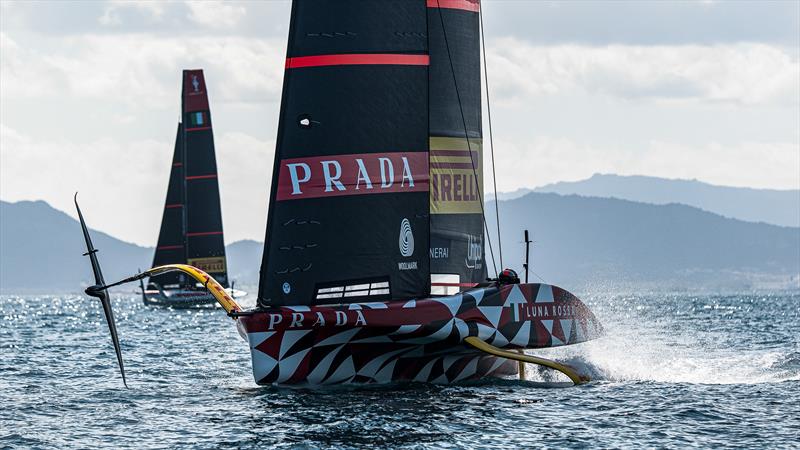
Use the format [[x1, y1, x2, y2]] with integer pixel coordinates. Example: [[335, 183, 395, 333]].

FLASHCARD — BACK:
[[1, 290, 798, 449]]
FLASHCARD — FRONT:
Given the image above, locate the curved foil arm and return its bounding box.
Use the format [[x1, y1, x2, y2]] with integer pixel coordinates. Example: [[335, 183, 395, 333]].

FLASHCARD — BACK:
[[144, 264, 242, 314], [464, 336, 589, 385], [99, 264, 242, 314]]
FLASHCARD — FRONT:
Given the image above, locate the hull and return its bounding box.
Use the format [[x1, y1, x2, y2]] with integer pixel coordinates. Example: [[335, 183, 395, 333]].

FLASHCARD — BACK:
[[144, 288, 246, 308], [238, 283, 602, 385]]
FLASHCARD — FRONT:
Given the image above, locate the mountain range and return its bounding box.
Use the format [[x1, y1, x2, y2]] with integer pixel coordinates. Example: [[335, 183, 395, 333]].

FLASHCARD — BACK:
[[1, 174, 798, 292], [495, 174, 800, 228], [485, 193, 798, 291]]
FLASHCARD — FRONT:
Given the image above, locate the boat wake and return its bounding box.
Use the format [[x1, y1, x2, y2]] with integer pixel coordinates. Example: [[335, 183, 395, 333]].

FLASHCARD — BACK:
[[521, 293, 800, 385]]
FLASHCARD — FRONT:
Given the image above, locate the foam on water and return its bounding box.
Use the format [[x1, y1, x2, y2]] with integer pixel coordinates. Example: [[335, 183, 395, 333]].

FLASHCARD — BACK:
[[523, 292, 800, 385]]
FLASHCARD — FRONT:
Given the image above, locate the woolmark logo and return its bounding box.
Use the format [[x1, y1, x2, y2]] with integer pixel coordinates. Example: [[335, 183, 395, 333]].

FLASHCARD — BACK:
[[399, 218, 414, 257]]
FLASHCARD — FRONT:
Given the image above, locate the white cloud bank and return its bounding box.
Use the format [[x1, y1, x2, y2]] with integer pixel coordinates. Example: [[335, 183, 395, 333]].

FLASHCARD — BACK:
[[185, 1, 247, 30], [1, 21, 798, 244], [488, 39, 799, 106], [0, 123, 273, 246], [0, 32, 286, 108]]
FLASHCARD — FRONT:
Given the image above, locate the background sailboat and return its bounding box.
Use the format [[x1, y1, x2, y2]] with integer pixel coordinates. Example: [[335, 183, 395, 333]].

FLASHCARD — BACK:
[[143, 70, 244, 307]]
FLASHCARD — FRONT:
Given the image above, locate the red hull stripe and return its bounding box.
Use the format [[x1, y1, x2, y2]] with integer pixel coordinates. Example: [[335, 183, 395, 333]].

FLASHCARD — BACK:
[[431, 282, 479, 287], [172, 162, 183, 167], [186, 174, 217, 180], [187, 231, 223, 237], [157, 245, 183, 250], [165, 204, 183, 209], [185, 126, 212, 132], [427, 0, 480, 12], [286, 54, 430, 69], [431, 162, 476, 169]]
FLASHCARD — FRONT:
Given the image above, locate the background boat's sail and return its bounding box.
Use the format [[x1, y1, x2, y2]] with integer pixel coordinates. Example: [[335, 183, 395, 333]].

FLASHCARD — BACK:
[[151, 123, 187, 287], [258, 0, 431, 306], [427, 0, 487, 287], [181, 69, 229, 288]]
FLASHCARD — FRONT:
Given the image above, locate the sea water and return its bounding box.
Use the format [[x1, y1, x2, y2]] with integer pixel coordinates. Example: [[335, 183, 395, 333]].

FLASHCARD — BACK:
[[1, 291, 798, 448]]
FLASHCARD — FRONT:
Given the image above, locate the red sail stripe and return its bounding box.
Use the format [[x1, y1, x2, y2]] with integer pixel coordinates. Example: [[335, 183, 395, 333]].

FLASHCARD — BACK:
[[157, 245, 183, 250], [431, 162, 477, 169], [286, 54, 430, 69], [185, 126, 212, 132], [185, 174, 218, 180], [427, 0, 480, 12], [165, 204, 183, 209], [186, 231, 223, 237]]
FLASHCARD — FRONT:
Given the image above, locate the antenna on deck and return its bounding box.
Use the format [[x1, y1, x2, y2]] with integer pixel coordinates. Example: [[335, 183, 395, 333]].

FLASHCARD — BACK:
[[523, 229, 532, 284]]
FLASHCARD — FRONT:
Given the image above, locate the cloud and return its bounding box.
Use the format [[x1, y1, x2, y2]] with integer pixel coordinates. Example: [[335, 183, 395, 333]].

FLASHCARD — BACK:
[[99, 0, 167, 26], [0, 32, 286, 108], [481, 1, 800, 47], [487, 40, 800, 106], [484, 136, 800, 192], [215, 132, 274, 245], [185, 1, 246, 29], [0, 123, 273, 246]]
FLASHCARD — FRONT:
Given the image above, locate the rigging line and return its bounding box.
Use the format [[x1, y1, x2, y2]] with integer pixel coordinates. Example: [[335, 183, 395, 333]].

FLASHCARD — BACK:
[[530, 270, 547, 284], [435, 0, 498, 277], [479, 6, 503, 269]]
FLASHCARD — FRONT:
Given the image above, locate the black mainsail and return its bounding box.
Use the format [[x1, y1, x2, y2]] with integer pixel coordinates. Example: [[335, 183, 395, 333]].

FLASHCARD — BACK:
[[258, 0, 431, 306], [150, 70, 229, 288], [258, 0, 486, 306], [151, 123, 187, 287]]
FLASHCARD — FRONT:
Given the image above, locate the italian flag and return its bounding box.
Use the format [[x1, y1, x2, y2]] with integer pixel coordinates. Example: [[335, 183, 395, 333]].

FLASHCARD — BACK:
[[189, 112, 206, 127]]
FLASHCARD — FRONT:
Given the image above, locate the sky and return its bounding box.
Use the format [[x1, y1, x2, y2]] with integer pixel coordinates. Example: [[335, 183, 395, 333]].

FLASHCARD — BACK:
[[1, 0, 798, 246]]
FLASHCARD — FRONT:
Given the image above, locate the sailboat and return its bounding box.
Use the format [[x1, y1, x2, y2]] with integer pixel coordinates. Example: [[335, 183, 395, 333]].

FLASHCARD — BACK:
[[142, 70, 245, 307], [77, 0, 602, 386]]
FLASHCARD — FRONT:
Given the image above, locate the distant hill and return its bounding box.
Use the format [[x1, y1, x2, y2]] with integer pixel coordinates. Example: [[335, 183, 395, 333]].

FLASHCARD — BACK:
[[0, 200, 151, 291], [225, 239, 263, 288], [1, 197, 797, 292], [494, 174, 800, 227], [0, 200, 262, 292], [486, 193, 799, 290]]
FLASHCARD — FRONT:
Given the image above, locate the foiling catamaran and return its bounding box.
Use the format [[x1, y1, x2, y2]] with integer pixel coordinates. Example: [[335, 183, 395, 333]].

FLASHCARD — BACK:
[[142, 70, 244, 307], [77, 0, 602, 387]]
